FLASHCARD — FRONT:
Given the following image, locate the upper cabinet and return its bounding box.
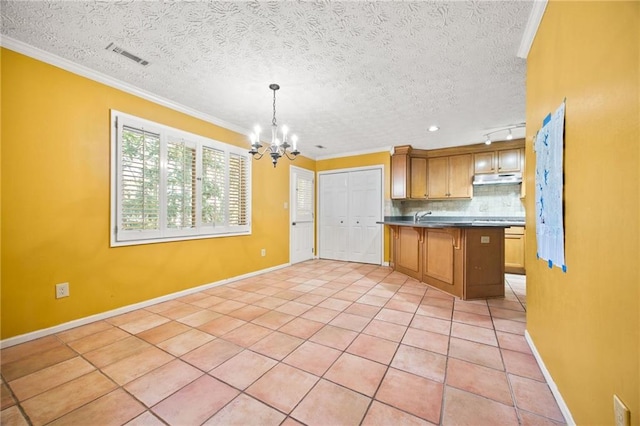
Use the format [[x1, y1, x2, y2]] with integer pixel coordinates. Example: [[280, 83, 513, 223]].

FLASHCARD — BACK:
[[427, 154, 473, 199], [391, 139, 525, 200], [474, 148, 523, 174], [391, 146, 410, 199], [391, 146, 428, 200], [410, 157, 428, 199]]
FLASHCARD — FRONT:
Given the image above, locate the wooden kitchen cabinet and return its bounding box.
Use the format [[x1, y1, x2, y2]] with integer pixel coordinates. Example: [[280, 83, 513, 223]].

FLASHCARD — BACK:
[[390, 224, 505, 300], [410, 157, 427, 199], [391, 146, 410, 199], [423, 227, 504, 299], [474, 148, 522, 174], [391, 147, 428, 200], [464, 228, 505, 299], [498, 149, 521, 172], [393, 226, 423, 280], [474, 152, 495, 174], [505, 226, 526, 274], [427, 154, 473, 199], [393, 140, 524, 200], [423, 228, 464, 298]]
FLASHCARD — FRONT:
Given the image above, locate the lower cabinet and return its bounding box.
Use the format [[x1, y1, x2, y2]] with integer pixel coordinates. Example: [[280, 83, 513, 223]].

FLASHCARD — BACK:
[[423, 228, 464, 298], [505, 226, 526, 274], [394, 226, 423, 280], [391, 226, 505, 300]]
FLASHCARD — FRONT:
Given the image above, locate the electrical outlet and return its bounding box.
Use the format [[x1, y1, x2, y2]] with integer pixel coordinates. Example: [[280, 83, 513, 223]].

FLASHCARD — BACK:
[[55, 282, 70, 299], [614, 395, 630, 426], [261, 249, 266, 257]]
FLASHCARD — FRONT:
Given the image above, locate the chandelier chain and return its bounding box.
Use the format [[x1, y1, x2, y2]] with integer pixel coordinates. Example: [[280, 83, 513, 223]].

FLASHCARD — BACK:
[[272, 89, 277, 127]]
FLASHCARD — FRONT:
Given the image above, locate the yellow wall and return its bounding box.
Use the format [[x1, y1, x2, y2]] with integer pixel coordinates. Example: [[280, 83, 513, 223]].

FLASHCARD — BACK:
[[525, 2, 639, 424], [317, 152, 391, 262], [0, 49, 314, 339]]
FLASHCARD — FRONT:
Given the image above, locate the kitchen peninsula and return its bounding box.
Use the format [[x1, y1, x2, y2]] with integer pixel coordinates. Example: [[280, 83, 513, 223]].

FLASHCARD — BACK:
[[380, 217, 524, 300]]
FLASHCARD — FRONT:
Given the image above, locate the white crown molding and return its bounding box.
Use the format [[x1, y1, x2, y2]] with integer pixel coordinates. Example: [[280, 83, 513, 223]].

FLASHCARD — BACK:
[[315, 146, 392, 161], [517, 0, 548, 59], [0, 36, 251, 137]]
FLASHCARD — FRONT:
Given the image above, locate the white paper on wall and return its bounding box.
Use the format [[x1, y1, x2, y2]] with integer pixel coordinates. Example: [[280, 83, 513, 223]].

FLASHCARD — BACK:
[[534, 101, 566, 272]]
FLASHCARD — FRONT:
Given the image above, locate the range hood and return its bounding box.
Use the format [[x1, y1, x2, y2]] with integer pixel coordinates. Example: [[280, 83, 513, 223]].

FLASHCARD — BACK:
[[473, 172, 522, 185]]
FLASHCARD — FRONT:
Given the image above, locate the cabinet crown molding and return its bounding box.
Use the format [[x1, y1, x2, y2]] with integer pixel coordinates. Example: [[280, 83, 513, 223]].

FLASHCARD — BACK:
[[402, 138, 524, 159]]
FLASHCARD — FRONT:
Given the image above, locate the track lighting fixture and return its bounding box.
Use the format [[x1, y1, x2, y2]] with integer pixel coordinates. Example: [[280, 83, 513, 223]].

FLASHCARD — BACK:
[[482, 123, 525, 145]]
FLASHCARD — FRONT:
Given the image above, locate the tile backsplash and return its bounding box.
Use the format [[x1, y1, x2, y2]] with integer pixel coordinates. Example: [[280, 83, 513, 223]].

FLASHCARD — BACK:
[[387, 184, 525, 217]]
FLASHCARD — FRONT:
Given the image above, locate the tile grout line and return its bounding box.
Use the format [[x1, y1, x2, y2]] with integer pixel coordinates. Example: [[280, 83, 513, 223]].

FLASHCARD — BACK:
[[3, 262, 562, 426]]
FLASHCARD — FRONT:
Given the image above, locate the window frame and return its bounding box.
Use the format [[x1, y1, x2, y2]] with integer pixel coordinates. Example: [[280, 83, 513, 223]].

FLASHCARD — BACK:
[[110, 110, 251, 247]]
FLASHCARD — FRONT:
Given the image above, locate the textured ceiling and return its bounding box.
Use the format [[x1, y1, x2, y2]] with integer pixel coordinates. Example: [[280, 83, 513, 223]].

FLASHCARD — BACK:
[[1, 1, 532, 159]]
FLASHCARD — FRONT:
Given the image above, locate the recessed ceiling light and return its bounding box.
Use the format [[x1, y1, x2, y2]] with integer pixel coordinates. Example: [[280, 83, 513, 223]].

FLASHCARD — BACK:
[[428, 125, 439, 132]]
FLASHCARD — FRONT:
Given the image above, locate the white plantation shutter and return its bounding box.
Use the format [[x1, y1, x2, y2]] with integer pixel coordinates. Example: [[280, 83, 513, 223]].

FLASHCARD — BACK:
[[112, 111, 251, 246], [228, 153, 249, 226], [118, 125, 161, 240], [201, 146, 225, 227], [166, 139, 197, 231]]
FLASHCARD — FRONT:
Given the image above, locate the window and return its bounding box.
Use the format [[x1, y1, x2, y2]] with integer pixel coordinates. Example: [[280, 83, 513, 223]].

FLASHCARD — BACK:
[[111, 110, 251, 246]]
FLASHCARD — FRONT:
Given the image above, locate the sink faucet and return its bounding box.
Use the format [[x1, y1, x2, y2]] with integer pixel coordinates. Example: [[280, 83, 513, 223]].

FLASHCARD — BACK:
[[414, 211, 432, 222]]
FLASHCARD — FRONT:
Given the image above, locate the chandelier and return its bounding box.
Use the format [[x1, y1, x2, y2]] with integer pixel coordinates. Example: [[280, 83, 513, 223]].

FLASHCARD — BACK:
[[249, 83, 300, 167]]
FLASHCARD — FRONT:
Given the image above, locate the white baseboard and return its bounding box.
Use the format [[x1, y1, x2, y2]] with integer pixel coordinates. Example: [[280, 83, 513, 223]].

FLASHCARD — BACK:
[[0, 263, 290, 349], [525, 330, 575, 425]]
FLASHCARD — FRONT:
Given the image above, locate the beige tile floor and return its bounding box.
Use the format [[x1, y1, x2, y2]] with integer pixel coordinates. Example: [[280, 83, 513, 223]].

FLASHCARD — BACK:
[[0, 260, 565, 425]]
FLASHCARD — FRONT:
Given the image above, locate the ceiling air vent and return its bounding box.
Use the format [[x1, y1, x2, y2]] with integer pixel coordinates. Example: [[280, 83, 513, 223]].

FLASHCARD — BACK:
[[105, 43, 150, 66]]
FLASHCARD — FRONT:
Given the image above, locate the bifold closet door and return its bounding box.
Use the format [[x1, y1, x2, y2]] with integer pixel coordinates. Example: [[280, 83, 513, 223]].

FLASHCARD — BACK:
[[319, 168, 382, 264], [348, 169, 382, 264], [319, 172, 349, 261]]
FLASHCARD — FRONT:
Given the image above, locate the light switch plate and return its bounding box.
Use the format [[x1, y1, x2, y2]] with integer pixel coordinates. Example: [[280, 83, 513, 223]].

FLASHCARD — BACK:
[[480, 236, 490, 244]]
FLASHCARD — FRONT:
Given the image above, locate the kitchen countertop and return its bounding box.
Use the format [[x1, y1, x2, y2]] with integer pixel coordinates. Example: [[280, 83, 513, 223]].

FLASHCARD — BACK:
[[377, 216, 525, 228]]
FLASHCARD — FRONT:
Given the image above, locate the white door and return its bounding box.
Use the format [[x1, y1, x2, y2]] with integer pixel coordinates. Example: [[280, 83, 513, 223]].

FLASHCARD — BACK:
[[290, 167, 315, 264], [349, 169, 383, 264], [319, 172, 349, 261], [319, 167, 383, 264]]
